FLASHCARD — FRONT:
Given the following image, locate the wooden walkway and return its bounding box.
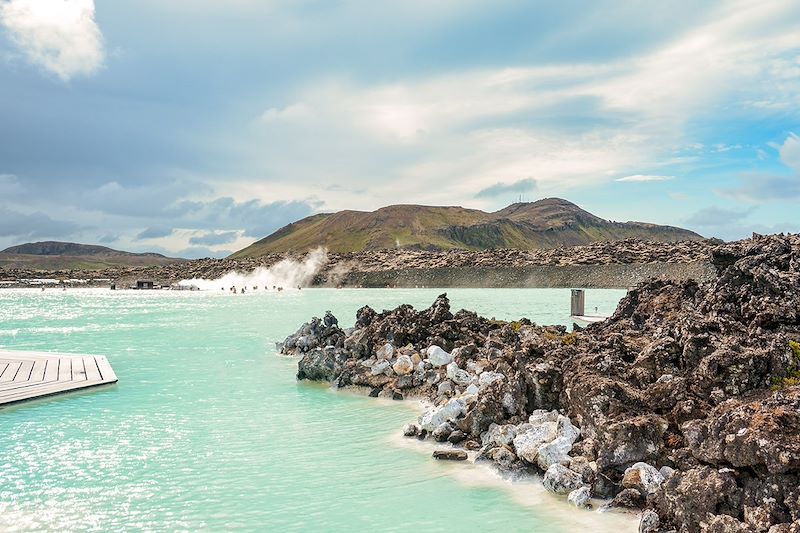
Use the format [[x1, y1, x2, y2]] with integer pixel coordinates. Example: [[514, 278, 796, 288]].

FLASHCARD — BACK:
[[0, 350, 117, 407]]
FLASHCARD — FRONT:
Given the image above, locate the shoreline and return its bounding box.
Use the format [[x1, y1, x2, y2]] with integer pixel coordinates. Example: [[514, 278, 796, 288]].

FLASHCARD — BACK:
[[0, 261, 713, 290], [314, 378, 639, 531], [277, 234, 800, 532], [1, 239, 713, 290]]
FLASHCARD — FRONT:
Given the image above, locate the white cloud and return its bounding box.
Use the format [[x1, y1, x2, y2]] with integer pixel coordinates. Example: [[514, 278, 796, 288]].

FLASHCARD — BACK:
[[616, 175, 674, 182], [259, 103, 311, 124], [244, 0, 800, 211], [779, 132, 800, 172], [0, 0, 104, 81]]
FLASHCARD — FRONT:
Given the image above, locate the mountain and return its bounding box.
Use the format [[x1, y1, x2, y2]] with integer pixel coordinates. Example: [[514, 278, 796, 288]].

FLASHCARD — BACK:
[[230, 198, 704, 257], [0, 241, 183, 270]]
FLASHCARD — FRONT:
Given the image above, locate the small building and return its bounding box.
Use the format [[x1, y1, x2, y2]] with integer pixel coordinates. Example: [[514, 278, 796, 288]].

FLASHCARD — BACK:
[[136, 280, 155, 290]]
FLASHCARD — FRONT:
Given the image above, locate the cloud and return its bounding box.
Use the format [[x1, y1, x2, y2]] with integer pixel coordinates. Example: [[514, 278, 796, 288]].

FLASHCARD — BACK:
[[720, 133, 800, 202], [475, 178, 537, 198], [616, 174, 674, 182], [0, 0, 105, 81], [176, 197, 317, 238], [0, 206, 81, 239], [721, 174, 800, 202], [779, 132, 800, 172], [176, 246, 233, 260], [259, 103, 311, 124], [98, 234, 118, 243], [189, 230, 239, 246], [685, 206, 755, 227], [137, 227, 174, 240], [243, 1, 800, 208]]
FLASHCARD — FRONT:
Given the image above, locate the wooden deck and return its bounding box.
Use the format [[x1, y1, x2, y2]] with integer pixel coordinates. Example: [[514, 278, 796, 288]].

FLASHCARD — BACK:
[[0, 350, 117, 407]]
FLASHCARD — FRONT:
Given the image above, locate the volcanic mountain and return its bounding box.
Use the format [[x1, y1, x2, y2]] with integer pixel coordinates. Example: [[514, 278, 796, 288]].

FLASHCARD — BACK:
[[230, 198, 704, 257], [0, 241, 183, 270]]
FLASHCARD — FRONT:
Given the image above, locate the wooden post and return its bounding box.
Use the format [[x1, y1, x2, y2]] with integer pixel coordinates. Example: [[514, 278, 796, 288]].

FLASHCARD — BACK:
[[571, 289, 585, 316]]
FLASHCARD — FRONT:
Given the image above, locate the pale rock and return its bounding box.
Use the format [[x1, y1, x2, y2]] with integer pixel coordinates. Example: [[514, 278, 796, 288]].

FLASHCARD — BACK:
[[392, 355, 414, 376], [371, 360, 390, 376], [536, 436, 574, 470], [410, 353, 422, 365], [512, 422, 558, 464], [376, 342, 395, 361], [446, 362, 472, 386], [622, 462, 665, 496], [478, 371, 505, 388], [556, 415, 581, 443], [543, 463, 585, 495], [437, 381, 453, 396], [465, 384, 479, 395], [466, 360, 486, 375], [639, 509, 660, 533], [658, 465, 675, 480], [528, 409, 560, 426], [481, 423, 518, 447], [502, 392, 519, 415], [418, 397, 467, 432], [567, 486, 592, 508], [426, 346, 453, 367]]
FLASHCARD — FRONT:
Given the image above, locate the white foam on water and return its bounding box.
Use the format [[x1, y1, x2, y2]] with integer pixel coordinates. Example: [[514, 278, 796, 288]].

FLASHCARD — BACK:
[[388, 431, 639, 533], [179, 248, 328, 291]]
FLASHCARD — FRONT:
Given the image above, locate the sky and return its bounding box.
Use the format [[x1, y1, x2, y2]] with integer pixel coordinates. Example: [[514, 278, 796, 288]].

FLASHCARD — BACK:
[[0, 0, 799, 258]]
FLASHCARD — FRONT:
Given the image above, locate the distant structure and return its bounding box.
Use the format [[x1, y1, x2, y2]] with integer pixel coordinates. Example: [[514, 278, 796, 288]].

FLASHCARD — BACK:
[[135, 280, 155, 290], [570, 288, 607, 326]]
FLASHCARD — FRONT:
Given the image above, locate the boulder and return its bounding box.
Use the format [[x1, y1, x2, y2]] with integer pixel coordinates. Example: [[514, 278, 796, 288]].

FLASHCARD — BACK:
[[567, 486, 592, 509], [297, 347, 337, 381], [419, 398, 467, 432], [446, 362, 473, 386], [376, 342, 395, 360], [432, 423, 454, 442], [402, 423, 420, 437], [639, 509, 660, 533], [392, 355, 414, 376], [536, 436, 574, 470], [543, 464, 585, 495], [481, 423, 518, 447], [513, 422, 558, 465], [433, 449, 467, 461], [371, 360, 391, 376], [622, 462, 665, 496], [427, 346, 453, 367]]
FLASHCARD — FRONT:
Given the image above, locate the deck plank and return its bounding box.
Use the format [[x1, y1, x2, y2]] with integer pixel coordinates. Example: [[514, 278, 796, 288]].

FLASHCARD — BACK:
[[57, 357, 73, 382], [83, 356, 102, 382], [13, 359, 34, 382], [0, 361, 21, 382], [0, 350, 118, 407]]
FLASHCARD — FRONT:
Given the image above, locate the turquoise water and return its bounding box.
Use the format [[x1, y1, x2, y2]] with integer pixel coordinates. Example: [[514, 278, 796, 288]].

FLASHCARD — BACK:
[[0, 288, 633, 532]]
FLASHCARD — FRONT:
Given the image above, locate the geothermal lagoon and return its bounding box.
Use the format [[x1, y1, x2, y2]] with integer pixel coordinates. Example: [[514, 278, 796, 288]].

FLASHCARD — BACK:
[[0, 288, 634, 531]]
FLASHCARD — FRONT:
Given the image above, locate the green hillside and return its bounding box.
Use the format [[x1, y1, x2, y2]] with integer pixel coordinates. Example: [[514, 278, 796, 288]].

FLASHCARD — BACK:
[[0, 241, 183, 270], [230, 198, 704, 257]]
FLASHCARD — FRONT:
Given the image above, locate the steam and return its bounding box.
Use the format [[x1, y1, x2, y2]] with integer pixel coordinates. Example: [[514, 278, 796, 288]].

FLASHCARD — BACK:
[[180, 248, 328, 291]]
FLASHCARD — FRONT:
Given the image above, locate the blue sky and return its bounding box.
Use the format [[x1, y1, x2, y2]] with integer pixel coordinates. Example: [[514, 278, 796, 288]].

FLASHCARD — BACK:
[[1, 0, 799, 258]]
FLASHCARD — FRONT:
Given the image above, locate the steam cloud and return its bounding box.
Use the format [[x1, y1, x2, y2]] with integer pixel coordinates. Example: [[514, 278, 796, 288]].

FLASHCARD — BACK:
[[179, 248, 328, 291]]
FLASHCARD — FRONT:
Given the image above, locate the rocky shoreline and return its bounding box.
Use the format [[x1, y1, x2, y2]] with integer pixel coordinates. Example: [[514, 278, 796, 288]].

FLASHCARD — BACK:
[[0, 238, 713, 289], [278, 234, 800, 533]]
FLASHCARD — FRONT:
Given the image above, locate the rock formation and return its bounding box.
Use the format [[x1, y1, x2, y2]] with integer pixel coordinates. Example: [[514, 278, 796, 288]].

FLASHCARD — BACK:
[[279, 234, 800, 532]]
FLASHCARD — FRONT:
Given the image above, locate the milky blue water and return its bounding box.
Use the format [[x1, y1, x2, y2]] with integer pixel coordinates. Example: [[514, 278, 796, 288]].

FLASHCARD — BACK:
[[0, 288, 634, 532]]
